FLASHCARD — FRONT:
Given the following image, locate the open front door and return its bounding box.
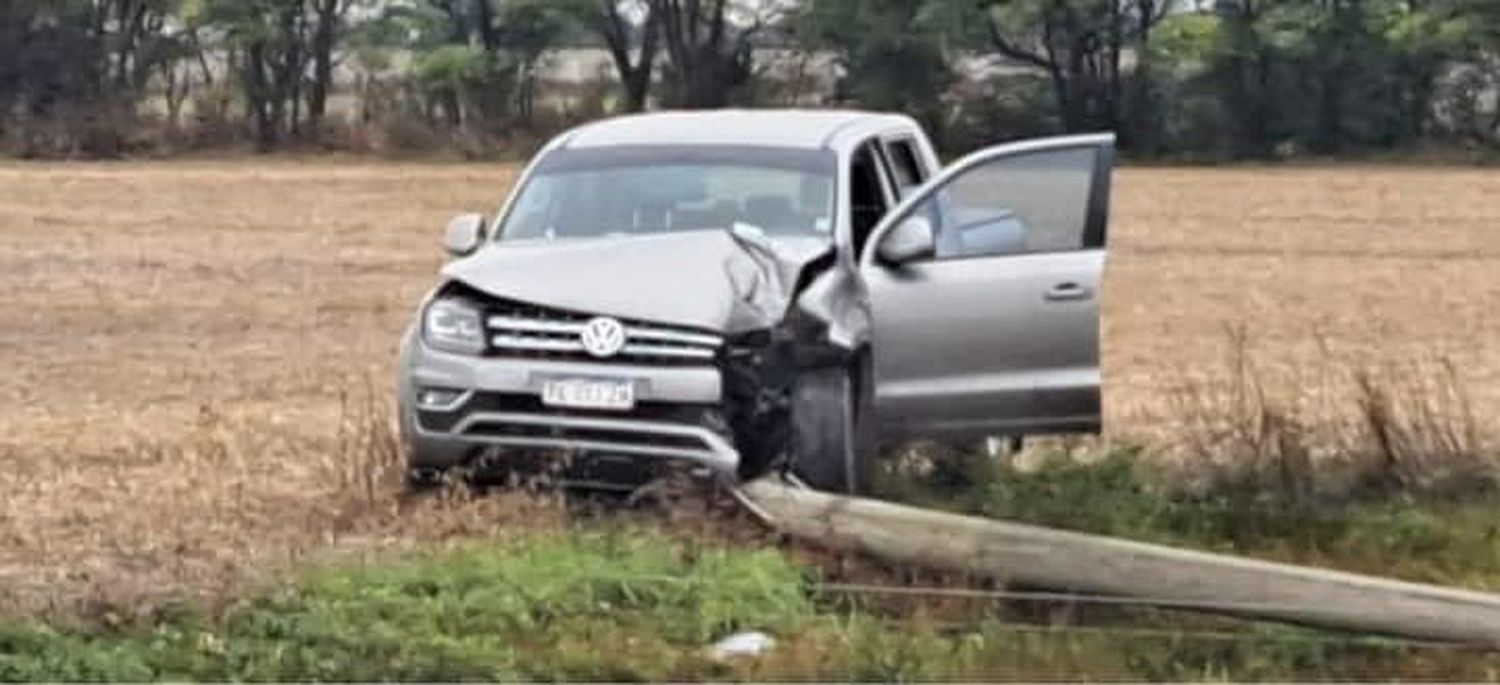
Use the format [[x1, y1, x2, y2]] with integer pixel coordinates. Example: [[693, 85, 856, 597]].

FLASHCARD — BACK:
[[859, 134, 1114, 438]]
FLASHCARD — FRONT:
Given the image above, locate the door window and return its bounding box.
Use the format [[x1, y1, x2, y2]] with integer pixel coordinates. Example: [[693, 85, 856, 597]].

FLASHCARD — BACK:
[[912, 146, 1101, 260]]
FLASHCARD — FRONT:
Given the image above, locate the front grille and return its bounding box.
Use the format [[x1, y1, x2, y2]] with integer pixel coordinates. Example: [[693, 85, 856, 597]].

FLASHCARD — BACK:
[[483, 301, 723, 365]]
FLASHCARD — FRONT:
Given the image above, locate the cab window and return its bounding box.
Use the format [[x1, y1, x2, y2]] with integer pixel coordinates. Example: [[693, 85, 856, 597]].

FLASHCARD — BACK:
[[883, 138, 928, 198]]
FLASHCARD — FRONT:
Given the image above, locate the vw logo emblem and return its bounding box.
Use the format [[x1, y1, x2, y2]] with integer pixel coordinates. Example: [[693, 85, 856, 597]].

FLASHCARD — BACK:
[[579, 317, 627, 358]]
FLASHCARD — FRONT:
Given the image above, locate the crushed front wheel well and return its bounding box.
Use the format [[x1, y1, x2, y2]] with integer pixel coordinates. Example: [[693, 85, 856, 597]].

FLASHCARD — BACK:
[[720, 322, 864, 481]]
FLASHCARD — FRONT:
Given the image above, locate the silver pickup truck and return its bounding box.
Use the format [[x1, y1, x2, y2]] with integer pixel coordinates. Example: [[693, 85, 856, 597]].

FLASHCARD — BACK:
[[397, 110, 1114, 493]]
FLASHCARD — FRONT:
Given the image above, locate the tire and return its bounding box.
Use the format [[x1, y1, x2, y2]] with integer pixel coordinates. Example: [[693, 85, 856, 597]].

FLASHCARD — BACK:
[[790, 363, 872, 494]]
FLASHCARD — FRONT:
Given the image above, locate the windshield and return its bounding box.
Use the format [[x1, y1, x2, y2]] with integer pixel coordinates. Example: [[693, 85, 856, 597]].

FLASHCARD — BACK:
[[498, 146, 837, 241]]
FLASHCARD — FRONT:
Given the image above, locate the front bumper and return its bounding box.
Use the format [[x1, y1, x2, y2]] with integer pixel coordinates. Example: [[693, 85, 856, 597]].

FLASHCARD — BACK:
[[399, 336, 739, 475]]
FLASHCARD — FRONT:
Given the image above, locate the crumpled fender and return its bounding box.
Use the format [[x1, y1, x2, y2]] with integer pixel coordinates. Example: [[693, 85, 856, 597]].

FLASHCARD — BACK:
[[722, 223, 802, 331], [794, 266, 870, 351], [725, 224, 870, 352]]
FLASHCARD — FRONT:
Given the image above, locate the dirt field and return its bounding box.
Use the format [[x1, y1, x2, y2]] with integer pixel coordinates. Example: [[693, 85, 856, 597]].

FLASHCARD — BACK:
[[2, 160, 1498, 618]]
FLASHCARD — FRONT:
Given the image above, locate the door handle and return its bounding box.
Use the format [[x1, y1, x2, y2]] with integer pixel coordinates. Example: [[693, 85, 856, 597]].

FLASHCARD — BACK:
[[1044, 282, 1093, 302]]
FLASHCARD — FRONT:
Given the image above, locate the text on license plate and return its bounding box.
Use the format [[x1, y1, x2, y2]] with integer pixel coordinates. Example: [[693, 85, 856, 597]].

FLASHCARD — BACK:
[[541, 379, 636, 411]]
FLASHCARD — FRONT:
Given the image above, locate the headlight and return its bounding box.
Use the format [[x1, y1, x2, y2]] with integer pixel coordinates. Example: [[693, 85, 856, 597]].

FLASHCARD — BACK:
[[423, 298, 486, 356]]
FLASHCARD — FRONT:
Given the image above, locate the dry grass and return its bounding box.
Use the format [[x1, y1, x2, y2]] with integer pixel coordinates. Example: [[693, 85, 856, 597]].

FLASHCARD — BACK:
[[1, 160, 1498, 619], [1164, 325, 1496, 500]]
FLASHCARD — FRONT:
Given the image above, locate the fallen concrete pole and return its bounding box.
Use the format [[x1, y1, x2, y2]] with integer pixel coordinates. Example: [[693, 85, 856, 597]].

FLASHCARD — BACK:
[[737, 478, 1500, 647]]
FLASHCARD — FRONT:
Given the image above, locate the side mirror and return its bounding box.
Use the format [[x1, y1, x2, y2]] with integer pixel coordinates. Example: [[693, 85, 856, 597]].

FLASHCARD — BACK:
[[877, 216, 936, 265], [443, 214, 488, 258]]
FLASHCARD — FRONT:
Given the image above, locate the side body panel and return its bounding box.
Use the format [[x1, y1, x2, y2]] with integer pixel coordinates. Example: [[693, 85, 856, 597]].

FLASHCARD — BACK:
[[864, 250, 1104, 436], [859, 134, 1115, 438]]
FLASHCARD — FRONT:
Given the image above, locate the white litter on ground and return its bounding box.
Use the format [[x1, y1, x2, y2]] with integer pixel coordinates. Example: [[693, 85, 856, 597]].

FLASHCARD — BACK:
[[708, 631, 776, 660]]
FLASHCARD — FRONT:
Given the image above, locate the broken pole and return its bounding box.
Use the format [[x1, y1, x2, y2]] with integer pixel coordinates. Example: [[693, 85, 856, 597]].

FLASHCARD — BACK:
[[737, 478, 1500, 647]]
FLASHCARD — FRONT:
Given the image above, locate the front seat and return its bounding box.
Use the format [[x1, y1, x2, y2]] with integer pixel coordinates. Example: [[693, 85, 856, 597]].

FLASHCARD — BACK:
[[744, 195, 798, 233]]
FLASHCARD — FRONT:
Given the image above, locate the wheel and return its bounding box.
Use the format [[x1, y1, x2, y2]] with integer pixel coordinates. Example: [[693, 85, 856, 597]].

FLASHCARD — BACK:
[[790, 362, 872, 494]]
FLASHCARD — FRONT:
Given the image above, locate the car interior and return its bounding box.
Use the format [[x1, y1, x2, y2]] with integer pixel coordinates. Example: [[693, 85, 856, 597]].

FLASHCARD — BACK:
[[518, 167, 834, 239], [849, 145, 890, 254]]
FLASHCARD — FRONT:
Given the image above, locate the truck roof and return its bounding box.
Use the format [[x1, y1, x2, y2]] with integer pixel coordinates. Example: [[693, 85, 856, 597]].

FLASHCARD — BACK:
[[559, 109, 916, 151]]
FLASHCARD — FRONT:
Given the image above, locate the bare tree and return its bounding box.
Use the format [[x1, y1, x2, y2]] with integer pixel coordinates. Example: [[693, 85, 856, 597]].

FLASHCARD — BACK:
[[650, 0, 766, 108], [981, 0, 1169, 135], [308, 0, 358, 129], [592, 0, 661, 112]]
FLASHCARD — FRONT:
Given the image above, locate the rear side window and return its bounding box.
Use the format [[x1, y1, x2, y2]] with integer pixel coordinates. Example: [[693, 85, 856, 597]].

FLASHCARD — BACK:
[[883, 139, 927, 197]]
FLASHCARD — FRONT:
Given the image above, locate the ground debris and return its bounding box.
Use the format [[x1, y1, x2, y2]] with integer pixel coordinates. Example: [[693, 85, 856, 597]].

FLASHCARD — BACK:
[[709, 630, 777, 660]]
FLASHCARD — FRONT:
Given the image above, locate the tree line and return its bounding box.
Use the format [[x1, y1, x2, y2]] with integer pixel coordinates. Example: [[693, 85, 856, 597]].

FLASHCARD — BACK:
[[2, 0, 1498, 159]]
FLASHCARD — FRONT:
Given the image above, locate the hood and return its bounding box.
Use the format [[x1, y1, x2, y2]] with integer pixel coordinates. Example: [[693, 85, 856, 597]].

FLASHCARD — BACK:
[[442, 228, 833, 334]]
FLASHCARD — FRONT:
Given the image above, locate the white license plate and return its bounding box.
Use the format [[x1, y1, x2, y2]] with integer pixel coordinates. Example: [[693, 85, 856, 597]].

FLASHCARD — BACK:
[[541, 379, 636, 411]]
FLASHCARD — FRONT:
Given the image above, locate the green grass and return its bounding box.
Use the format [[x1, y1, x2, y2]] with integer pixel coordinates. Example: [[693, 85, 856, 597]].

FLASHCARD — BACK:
[[5, 528, 1499, 682], [1, 533, 814, 681], [6, 452, 1500, 681]]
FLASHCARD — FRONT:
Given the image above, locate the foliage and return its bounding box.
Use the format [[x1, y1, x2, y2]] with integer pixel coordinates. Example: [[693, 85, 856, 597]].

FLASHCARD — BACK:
[[0, 0, 186, 155], [794, 0, 955, 133], [1199, 0, 1480, 157], [4, 0, 1500, 157]]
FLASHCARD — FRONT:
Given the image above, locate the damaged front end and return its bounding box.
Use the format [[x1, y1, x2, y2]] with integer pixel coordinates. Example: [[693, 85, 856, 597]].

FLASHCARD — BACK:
[[717, 225, 868, 477], [398, 227, 867, 487], [719, 309, 854, 478]]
